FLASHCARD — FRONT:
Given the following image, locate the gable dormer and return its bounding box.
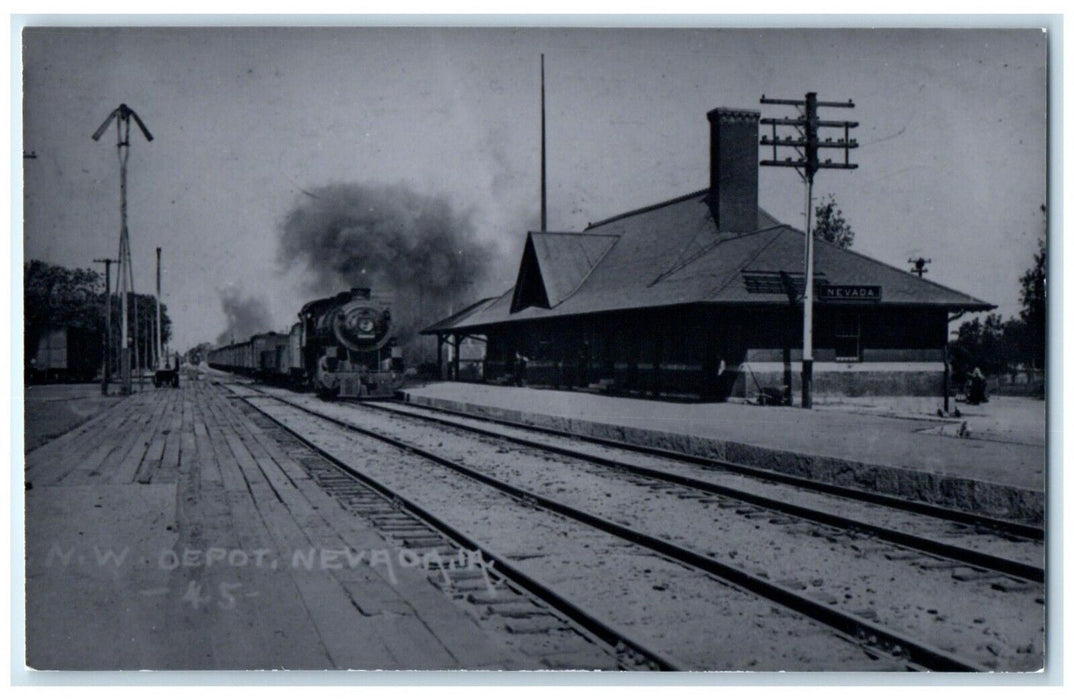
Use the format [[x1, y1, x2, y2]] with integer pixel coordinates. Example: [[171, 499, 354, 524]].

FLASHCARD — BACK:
[[510, 232, 619, 313], [510, 235, 551, 313]]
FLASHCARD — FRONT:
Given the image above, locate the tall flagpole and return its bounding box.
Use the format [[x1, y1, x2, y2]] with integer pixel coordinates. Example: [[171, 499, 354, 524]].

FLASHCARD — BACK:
[[540, 53, 547, 232]]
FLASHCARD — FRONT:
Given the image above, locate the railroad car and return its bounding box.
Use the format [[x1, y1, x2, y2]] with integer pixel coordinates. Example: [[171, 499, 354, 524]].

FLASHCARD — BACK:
[[207, 287, 403, 398], [251, 332, 290, 378], [29, 325, 101, 383], [287, 322, 305, 383], [207, 338, 254, 375]]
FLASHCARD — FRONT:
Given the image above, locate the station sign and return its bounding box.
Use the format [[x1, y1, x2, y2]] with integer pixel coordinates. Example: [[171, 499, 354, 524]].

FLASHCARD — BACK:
[[819, 285, 882, 302]]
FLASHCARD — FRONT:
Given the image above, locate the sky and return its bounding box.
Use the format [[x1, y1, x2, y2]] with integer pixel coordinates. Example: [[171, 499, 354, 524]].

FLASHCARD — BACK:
[[19, 25, 1049, 352]]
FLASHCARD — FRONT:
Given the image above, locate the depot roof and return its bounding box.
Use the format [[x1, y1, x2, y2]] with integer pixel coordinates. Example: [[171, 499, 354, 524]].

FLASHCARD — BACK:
[[424, 189, 993, 335]]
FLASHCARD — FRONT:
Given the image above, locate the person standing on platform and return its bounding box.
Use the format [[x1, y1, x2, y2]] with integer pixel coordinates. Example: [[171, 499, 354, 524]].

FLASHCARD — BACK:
[[514, 350, 528, 387]]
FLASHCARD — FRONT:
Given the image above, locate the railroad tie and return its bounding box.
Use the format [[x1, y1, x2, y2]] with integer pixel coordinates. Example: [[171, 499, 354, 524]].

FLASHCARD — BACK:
[[951, 567, 1004, 582], [917, 559, 963, 571], [485, 601, 544, 618], [990, 579, 1037, 593], [505, 617, 569, 635]]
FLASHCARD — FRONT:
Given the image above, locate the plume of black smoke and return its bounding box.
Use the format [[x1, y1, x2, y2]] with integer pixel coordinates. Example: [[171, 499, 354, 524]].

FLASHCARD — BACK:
[[216, 287, 274, 347], [278, 183, 496, 363]]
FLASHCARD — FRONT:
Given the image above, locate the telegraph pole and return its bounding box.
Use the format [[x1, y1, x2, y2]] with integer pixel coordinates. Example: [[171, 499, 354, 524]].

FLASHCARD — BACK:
[[93, 104, 153, 395], [93, 257, 118, 395], [909, 257, 931, 277], [156, 247, 163, 370], [760, 92, 858, 408]]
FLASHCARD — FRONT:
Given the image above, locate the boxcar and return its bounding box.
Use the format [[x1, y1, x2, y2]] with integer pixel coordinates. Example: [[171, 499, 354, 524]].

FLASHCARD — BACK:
[[30, 325, 100, 383], [251, 332, 289, 378]]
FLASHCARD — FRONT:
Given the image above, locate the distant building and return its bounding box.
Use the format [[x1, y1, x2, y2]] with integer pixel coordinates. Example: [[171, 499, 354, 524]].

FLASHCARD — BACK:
[[424, 107, 992, 400]]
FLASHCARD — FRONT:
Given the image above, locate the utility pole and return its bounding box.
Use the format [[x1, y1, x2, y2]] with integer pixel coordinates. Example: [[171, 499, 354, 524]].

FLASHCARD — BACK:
[[760, 92, 858, 408], [156, 247, 163, 370], [93, 104, 154, 395], [93, 257, 118, 395], [909, 257, 931, 277]]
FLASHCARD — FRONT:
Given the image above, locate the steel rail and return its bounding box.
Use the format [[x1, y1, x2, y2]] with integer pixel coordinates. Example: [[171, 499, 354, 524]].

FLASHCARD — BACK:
[[232, 390, 685, 672], [240, 388, 984, 672], [356, 399, 1043, 583], [384, 397, 1044, 541]]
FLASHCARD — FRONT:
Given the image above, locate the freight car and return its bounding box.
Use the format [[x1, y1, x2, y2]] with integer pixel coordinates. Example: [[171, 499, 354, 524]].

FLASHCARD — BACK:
[[251, 332, 290, 378], [208, 287, 403, 399], [208, 339, 253, 374], [28, 325, 101, 383]]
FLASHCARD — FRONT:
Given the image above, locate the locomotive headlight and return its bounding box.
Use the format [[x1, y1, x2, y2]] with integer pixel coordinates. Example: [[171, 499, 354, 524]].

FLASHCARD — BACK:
[[331, 302, 391, 352]]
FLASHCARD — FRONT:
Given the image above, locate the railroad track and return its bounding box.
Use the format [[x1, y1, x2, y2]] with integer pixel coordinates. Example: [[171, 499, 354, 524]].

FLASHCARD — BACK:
[[361, 397, 1044, 582], [225, 381, 1037, 671], [221, 387, 675, 671], [384, 396, 1044, 540]]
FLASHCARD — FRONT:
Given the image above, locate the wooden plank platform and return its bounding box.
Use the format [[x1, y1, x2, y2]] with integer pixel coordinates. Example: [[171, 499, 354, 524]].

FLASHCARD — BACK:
[[24, 376, 528, 670]]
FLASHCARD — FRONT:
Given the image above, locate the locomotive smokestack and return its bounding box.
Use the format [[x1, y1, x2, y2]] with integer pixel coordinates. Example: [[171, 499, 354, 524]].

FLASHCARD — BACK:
[[351, 287, 371, 300], [707, 107, 760, 232]]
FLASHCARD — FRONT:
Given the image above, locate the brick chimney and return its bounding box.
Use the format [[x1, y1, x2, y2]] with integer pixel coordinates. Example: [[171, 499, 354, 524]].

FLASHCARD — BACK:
[[707, 107, 760, 232]]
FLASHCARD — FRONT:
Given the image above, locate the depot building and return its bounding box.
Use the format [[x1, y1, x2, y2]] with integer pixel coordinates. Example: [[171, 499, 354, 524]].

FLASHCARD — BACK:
[[423, 107, 992, 401]]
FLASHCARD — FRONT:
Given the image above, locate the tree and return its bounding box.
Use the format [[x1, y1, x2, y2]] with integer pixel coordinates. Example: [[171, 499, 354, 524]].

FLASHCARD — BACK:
[[1001, 317, 1030, 376], [111, 292, 173, 370], [950, 313, 1010, 384], [998, 206, 1046, 374], [24, 260, 103, 365], [946, 206, 1045, 390], [1017, 235, 1046, 370], [813, 194, 855, 249], [24, 259, 173, 371]]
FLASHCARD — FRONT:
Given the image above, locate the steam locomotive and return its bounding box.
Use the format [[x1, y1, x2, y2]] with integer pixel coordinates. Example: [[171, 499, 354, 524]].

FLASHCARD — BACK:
[[207, 287, 404, 398]]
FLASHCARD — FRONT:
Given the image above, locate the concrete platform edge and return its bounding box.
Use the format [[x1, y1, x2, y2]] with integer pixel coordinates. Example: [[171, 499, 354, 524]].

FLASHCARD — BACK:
[[401, 392, 1044, 526]]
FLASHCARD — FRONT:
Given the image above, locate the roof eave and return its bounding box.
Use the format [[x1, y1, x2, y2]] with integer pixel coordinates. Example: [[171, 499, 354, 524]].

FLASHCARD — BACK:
[[420, 298, 998, 335]]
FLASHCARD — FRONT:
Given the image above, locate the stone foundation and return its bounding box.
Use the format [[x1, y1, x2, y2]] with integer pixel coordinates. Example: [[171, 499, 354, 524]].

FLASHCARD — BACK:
[[735, 362, 945, 399]]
